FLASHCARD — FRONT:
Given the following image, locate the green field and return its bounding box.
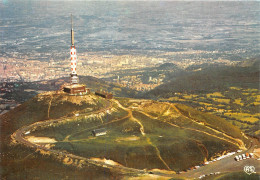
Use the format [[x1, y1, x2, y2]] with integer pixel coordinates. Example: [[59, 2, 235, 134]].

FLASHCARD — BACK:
[[29, 96, 246, 172], [0, 92, 249, 179], [160, 87, 260, 137]]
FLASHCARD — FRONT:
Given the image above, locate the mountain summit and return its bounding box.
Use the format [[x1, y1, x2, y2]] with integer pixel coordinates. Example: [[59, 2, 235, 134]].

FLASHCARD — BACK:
[[0, 91, 249, 179]]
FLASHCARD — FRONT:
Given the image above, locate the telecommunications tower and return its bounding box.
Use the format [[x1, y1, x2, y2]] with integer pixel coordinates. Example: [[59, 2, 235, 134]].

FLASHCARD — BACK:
[[63, 14, 87, 95], [70, 14, 79, 84]]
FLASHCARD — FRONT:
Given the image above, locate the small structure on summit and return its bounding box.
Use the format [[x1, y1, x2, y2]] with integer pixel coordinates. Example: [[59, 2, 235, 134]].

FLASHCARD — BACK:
[[95, 91, 113, 99], [92, 128, 107, 137], [63, 14, 87, 95]]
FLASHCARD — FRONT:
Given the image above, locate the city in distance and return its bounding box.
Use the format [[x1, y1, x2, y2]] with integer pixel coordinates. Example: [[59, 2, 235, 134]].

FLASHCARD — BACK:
[[0, 1, 259, 180]]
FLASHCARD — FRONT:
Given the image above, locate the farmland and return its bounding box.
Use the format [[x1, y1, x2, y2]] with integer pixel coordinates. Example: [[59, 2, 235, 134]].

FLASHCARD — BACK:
[[160, 87, 260, 137]]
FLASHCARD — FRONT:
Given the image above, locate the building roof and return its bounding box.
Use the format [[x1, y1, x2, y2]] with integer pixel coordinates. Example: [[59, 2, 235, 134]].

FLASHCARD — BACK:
[[92, 128, 107, 134], [64, 84, 86, 88]]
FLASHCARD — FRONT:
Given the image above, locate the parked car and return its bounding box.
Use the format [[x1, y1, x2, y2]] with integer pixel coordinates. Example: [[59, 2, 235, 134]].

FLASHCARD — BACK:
[[242, 154, 247, 160], [234, 156, 239, 161]]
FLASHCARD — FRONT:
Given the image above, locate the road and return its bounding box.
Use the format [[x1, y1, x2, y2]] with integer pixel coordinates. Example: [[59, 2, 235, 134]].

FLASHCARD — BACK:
[[12, 98, 259, 179], [183, 138, 259, 178], [12, 99, 150, 176]]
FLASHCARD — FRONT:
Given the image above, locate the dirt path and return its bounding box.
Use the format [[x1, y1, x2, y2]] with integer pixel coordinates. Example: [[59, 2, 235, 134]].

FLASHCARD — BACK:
[[12, 98, 256, 179], [137, 110, 241, 149], [47, 95, 53, 119], [114, 100, 171, 171], [64, 100, 131, 141], [171, 103, 245, 149]]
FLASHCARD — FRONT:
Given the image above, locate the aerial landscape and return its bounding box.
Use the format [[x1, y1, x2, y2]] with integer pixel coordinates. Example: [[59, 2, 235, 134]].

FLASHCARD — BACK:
[[0, 1, 259, 179]]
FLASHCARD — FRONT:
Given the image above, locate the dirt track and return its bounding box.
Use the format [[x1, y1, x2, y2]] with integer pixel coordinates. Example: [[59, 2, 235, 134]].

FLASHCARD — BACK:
[[12, 98, 259, 179]]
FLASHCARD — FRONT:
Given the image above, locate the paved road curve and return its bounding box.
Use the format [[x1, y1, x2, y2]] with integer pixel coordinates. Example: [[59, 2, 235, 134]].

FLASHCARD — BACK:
[[12, 99, 259, 179]]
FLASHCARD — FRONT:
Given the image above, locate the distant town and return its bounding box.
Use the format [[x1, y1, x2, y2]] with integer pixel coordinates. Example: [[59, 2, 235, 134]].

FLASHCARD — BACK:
[[0, 49, 244, 116], [0, 49, 240, 83]]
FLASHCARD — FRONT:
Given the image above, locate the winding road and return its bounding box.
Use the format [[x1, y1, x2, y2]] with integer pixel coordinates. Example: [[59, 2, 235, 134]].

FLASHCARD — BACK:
[[12, 98, 259, 179]]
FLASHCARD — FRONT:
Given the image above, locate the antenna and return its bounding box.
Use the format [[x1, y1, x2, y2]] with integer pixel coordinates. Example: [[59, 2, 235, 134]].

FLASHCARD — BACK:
[[71, 13, 73, 30], [71, 14, 74, 46]]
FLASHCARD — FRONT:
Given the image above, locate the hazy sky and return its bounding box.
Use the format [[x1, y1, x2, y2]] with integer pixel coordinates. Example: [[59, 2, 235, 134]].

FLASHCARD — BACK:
[[1, 0, 258, 2]]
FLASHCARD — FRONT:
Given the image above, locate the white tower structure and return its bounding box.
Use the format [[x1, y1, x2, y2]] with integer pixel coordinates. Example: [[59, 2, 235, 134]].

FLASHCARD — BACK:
[[70, 14, 79, 84], [63, 14, 87, 95]]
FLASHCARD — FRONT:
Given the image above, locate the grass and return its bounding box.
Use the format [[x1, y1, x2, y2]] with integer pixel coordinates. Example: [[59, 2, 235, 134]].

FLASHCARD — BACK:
[[198, 102, 213, 107], [1, 141, 117, 180], [212, 98, 230, 104], [206, 92, 224, 98], [160, 87, 260, 137], [245, 88, 259, 92], [255, 130, 260, 136], [224, 112, 259, 123], [255, 95, 260, 100], [253, 102, 260, 106], [168, 97, 186, 101], [32, 104, 129, 141], [230, 87, 242, 90], [0, 93, 250, 179], [183, 94, 198, 99], [55, 112, 236, 171], [31, 99, 242, 172], [234, 98, 244, 106], [55, 130, 165, 170], [175, 104, 244, 140], [0, 92, 122, 179], [241, 117, 259, 123]]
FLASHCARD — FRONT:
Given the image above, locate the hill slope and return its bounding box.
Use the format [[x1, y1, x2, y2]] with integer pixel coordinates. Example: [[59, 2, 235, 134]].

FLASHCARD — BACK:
[[0, 92, 249, 179], [144, 58, 260, 138], [148, 64, 259, 97]]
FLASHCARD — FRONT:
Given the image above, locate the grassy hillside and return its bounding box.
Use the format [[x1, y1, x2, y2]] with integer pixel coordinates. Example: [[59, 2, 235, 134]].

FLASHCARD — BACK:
[[0, 93, 248, 179], [158, 87, 260, 136], [49, 98, 247, 172], [174, 104, 243, 140], [0, 91, 116, 179], [149, 65, 259, 97], [1, 144, 117, 180], [145, 58, 260, 137], [0, 91, 107, 138]]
